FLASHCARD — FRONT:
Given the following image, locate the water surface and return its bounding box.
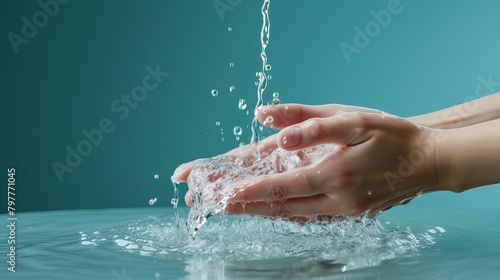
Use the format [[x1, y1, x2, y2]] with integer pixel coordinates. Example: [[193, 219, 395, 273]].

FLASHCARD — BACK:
[[1, 206, 499, 279]]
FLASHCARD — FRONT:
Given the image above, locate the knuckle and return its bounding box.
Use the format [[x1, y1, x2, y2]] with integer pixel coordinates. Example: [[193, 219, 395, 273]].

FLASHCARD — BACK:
[[268, 184, 288, 200], [355, 113, 372, 131], [308, 118, 324, 141]]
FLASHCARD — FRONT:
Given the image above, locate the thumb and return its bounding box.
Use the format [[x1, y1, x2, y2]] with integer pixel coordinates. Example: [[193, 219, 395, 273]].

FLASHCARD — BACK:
[[277, 113, 377, 150]]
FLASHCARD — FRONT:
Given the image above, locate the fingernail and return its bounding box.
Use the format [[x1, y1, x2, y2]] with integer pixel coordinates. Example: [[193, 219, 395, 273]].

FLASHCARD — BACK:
[[282, 127, 301, 147]]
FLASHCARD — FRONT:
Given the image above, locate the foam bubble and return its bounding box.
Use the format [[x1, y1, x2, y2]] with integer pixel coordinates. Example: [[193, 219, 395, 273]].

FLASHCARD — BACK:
[[211, 89, 218, 97]]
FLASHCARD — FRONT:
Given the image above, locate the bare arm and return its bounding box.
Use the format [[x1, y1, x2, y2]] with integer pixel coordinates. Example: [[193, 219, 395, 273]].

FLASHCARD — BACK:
[[437, 119, 500, 193], [409, 92, 500, 129]]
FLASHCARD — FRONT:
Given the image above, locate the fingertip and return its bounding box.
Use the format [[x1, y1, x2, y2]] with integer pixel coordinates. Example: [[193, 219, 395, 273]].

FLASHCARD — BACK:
[[278, 127, 302, 149], [172, 162, 192, 183], [256, 104, 292, 129], [256, 105, 273, 122]]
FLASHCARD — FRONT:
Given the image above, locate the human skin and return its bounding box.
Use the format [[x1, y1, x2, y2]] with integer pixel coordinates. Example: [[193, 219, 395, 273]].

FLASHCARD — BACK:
[[407, 92, 500, 129], [172, 93, 500, 220]]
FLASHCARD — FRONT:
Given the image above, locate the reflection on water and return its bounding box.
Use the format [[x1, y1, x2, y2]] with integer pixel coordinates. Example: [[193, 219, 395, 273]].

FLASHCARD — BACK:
[[2, 206, 499, 280], [83, 208, 428, 278]]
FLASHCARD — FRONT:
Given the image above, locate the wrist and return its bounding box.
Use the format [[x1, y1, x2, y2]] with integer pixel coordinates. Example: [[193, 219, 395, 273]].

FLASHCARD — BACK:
[[433, 129, 457, 192], [435, 120, 500, 193]]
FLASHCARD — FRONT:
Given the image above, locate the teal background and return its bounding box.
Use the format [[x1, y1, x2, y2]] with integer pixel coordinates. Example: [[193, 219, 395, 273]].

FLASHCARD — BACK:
[[1, 0, 500, 213]]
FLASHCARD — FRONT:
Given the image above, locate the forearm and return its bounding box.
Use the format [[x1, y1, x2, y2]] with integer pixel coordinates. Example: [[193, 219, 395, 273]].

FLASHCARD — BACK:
[[437, 119, 500, 193], [409, 92, 500, 129]]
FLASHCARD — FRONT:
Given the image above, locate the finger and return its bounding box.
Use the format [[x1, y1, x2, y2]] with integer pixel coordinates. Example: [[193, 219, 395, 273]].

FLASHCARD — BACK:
[[256, 104, 381, 130], [172, 161, 196, 183], [185, 191, 193, 207], [277, 112, 380, 150], [228, 167, 325, 204], [256, 104, 342, 130], [225, 195, 337, 218], [223, 133, 278, 158], [172, 135, 279, 183]]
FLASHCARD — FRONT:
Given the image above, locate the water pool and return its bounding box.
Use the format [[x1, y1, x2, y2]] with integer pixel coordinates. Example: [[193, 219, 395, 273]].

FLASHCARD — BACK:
[[2, 205, 499, 280]]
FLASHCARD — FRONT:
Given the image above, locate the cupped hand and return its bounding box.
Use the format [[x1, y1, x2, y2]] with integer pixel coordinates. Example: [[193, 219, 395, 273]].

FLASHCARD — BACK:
[[224, 104, 441, 219], [171, 103, 370, 206], [171, 104, 373, 183]]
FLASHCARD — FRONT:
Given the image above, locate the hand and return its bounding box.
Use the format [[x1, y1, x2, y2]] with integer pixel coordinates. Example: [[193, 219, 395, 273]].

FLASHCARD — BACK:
[[223, 104, 441, 219], [171, 131, 280, 207], [171, 103, 381, 206]]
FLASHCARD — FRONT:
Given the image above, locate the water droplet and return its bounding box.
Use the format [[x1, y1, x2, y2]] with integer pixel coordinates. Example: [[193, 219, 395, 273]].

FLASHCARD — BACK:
[[285, 105, 289, 110], [233, 126, 243, 136], [229, 62, 234, 67], [227, 27, 232, 32], [155, 272, 161, 279], [211, 89, 218, 96], [238, 99, 247, 110], [317, 171, 321, 175], [259, 125, 264, 131], [153, 174, 159, 179], [235, 158, 243, 166], [265, 64, 272, 71], [255, 72, 260, 77], [149, 198, 157, 206], [239, 142, 245, 147], [216, 121, 221, 126], [229, 86, 236, 92], [272, 97, 280, 106], [221, 137, 225, 142], [235, 136, 240, 141], [265, 116, 274, 123], [273, 92, 279, 98], [367, 191, 372, 195], [254, 81, 259, 86], [171, 198, 178, 207], [267, 75, 272, 80]]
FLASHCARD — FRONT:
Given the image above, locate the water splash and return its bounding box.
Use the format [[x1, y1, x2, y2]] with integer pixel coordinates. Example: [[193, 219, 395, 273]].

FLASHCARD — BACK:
[[250, 0, 272, 159], [82, 209, 438, 274], [186, 144, 339, 236]]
